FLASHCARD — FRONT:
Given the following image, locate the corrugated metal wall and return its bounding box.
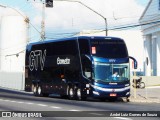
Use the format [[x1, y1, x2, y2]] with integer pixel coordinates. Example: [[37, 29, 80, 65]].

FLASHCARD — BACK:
[[0, 72, 25, 90]]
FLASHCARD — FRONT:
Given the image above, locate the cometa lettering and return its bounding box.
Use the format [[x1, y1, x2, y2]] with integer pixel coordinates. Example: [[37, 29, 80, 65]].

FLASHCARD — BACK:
[[57, 57, 70, 65]]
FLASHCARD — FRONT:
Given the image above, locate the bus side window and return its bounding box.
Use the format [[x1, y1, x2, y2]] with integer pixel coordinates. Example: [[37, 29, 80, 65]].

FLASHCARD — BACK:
[[81, 56, 92, 79], [84, 68, 91, 78]]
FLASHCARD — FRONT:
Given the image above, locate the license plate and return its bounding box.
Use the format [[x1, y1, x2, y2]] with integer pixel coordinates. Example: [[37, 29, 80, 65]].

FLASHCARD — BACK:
[[110, 93, 117, 97]]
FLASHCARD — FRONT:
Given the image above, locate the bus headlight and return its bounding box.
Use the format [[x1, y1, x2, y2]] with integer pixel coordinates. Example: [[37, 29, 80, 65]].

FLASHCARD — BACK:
[[93, 91, 99, 95], [126, 92, 130, 95], [125, 84, 130, 87]]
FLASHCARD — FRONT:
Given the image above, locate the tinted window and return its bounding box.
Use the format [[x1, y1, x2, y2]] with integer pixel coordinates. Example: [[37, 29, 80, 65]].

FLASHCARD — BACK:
[[78, 39, 90, 55], [46, 40, 78, 56], [91, 39, 128, 58]]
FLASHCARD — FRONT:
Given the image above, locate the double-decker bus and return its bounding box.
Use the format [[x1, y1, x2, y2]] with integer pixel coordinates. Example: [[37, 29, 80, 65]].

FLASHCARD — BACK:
[[25, 36, 137, 101]]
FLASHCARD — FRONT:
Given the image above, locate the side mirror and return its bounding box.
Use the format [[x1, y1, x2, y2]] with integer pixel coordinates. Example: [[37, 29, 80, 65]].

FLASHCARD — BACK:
[[129, 56, 137, 69]]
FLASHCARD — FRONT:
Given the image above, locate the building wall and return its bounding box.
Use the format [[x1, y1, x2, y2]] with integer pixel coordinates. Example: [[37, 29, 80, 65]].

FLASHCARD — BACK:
[[142, 0, 159, 21], [0, 72, 24, 90], [143, 32, 160, 76], [140, 0, 160, 76], [0, 16, 27, 72], [0, 8, 28, 90], [157, 33, 160, 76], [144, 35, 151, 76]]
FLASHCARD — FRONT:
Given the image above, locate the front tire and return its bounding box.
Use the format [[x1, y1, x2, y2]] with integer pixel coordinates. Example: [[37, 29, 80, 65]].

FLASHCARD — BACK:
[[76, 88, 81, 100], [126, 97, 130, 102], [75, 88, 87, 101], [68, 86, 75, 100]]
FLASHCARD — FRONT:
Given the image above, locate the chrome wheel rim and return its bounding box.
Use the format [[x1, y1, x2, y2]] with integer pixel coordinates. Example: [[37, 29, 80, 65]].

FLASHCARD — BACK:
[[77, 89, 81, 98], [69, 88, 74, 97], [33, 86, 36, 94], [38, 86, 41, 95]]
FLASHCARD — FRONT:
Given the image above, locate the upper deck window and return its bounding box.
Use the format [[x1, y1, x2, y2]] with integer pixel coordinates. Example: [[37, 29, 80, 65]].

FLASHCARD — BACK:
[[78, 39, 90, 55], [91, 39, 128, 58]]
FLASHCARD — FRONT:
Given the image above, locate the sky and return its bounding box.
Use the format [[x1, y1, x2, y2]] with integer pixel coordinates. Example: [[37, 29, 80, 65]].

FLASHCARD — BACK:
[[0, 0, 150, 41]]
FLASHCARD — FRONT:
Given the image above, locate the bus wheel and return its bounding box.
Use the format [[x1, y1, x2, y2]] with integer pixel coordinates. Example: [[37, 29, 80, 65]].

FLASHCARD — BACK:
[[126, 97, 130, 102], [76, 88, 87, 101], [68, 86, 75, 100], [76, 88, 81, 100], [33, 85, 37, 96], [37, 85, 42, 97]]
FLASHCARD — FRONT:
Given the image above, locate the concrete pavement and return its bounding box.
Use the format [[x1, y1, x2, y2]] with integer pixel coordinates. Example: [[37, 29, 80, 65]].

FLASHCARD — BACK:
[[130, 86, 160, 103], [0, 86, 160, 103]]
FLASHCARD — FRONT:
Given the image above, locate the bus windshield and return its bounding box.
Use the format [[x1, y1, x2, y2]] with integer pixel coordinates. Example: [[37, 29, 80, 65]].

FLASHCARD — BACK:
[[94, 62, 129, 82]]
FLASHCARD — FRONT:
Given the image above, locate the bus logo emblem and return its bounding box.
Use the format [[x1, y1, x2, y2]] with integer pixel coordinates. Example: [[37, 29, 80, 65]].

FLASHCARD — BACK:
[[29, 50, 46, 71], [109, 59, 116, 62]]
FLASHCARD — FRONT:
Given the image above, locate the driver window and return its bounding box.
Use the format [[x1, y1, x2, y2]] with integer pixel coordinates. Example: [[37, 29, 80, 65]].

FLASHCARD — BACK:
[[84, 68, 91, 78], [81, 56, 92, 79]]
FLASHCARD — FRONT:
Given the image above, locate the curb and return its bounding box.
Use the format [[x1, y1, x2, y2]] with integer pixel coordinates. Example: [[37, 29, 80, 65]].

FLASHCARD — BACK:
[[129, 97, 160, 103]]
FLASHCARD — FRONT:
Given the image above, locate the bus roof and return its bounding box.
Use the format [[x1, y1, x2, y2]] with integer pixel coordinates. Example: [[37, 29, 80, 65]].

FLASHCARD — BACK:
[[28, 36, 124, 46]]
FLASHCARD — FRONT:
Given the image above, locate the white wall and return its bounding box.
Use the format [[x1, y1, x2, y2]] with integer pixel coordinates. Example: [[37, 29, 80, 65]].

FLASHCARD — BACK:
[[0, 8, 28, 90], [0, 15, 27, 72], [157, 33, 160, 76], [144, 35, 152, 76], [143, 32, 160, 76], [0, 72, 25, 90], [140, 0, 160, 76]]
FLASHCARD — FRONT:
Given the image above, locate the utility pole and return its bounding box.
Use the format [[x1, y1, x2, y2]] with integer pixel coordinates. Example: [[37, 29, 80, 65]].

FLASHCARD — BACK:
[[41, 1, 45, 41], [104, 18, 107, 36], [42, 0, 53, 40], [27, 0, 53, 41]]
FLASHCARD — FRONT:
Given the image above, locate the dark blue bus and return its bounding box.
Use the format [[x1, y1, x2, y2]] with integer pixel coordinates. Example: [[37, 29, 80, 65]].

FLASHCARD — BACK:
[[25, 36, 137, 101]]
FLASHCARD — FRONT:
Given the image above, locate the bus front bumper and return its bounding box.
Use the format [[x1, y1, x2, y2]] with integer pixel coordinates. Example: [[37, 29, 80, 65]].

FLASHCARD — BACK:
[[91, 86, 130, 98]]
